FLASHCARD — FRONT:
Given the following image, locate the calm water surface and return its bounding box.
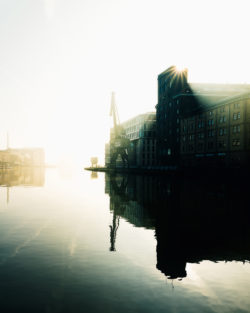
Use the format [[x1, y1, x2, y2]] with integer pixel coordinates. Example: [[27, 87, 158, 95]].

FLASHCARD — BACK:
[[0, 167, 250, 313]]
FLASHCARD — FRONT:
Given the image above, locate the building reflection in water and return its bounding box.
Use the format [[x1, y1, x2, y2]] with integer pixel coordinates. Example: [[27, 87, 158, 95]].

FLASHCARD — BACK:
[[105, 173, 250, 280], [91, 171, 98, 179], [0, 167, 45, 203]]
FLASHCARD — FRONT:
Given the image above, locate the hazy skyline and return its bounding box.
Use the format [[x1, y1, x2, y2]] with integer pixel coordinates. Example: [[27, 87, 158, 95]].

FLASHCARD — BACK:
[[1, 0, 250, 164]]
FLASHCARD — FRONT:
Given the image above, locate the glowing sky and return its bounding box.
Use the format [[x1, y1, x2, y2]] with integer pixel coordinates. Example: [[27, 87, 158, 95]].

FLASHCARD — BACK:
[[0, 0, 250, 164]]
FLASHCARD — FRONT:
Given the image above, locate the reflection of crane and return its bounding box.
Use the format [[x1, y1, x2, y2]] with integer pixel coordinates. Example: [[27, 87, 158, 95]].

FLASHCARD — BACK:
[[109, 213, 119, 251], [109, 92, 130, 168], [108, 174, 128, 251]]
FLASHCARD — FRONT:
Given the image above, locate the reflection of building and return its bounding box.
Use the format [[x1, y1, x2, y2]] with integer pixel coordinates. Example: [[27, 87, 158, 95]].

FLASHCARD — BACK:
[[156, 65, 250, 168], [0, 167, 45, 187], [105, 174, 155, 229], [105, 172, 250, 280]]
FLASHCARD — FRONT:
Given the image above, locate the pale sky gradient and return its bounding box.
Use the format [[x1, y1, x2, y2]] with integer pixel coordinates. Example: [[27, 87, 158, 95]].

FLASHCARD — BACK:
[[0, 0, 250, 165]]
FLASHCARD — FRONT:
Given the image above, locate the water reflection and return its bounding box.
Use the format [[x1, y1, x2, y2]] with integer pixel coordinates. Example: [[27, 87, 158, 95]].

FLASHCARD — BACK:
[[91, 171, 98, 179], [0, 166, 45, 187], [105, 173, 250, 280], [0, 167, 45, 205]]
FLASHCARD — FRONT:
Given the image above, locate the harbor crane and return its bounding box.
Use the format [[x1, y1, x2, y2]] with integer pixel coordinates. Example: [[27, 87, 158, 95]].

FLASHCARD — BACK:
[[109, 92, 130, 168]]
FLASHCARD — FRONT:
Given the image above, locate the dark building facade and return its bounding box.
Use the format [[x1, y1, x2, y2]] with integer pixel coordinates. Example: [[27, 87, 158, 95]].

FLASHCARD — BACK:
[[122, 113, 156, 167], [156, 66, 188, 166], [156, 66, 250, 169], [180, 92, 250, 168], [105, 112, 156, 168]]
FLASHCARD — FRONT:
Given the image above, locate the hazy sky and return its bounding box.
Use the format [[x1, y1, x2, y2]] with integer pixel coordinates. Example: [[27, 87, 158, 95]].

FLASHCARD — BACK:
[[1, 0, 250, 164]]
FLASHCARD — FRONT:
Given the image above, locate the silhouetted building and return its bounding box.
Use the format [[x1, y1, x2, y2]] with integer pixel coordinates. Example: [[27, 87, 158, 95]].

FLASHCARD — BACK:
[[122, 113, 156, 167], [105, 113, 157, 168], [156, 65, 250, 169], [156, 66, 188, 166], [179, 89, 250, 168]]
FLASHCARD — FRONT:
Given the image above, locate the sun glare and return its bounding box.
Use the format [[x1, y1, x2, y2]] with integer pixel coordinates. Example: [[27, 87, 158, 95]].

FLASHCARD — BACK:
[[175, 65, 187, 72]]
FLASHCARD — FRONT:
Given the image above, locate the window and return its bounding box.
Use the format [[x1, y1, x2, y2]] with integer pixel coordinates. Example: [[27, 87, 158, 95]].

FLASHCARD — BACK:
[[218, 141, 226, 148], [198, 143, 203, 150], [177, 109, 180, 114], [232, 139, 240, 146], [208, 119, 214, 126], [198, 132, 204, 139], [208, 142, 214, 149], [198, 120, 204, 128], [220, 106, 225, 113], [233, 125, 240, 133], [234, 103, 240, 108], [189, 134, 195, 141], [233, 112, 241, 120], [208, 130, 215, 137], [219, 116, 226, 123], [168, 148, 171, 155], [219, 128, 227, 136]]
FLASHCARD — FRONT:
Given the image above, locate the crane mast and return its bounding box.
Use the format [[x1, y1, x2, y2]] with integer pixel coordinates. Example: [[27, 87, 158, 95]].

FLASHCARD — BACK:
[[109, 92, 120, 135], [109, 92, 129, 168]]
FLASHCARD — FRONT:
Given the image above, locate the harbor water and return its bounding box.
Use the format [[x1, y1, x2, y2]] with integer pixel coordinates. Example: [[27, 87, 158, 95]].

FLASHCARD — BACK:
[[0, 167, 250, 313]]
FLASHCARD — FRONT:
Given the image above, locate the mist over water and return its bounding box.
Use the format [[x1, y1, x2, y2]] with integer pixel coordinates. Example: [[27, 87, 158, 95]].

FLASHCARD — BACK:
[[0, 167, 250, 312]]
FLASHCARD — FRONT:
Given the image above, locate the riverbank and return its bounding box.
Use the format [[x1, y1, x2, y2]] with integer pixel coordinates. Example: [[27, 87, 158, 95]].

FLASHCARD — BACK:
[[84, 165, 250, 180]]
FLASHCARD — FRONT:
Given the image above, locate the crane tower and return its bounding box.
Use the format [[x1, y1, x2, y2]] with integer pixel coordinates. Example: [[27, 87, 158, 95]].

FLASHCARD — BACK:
[[109, 92, 130, 168]]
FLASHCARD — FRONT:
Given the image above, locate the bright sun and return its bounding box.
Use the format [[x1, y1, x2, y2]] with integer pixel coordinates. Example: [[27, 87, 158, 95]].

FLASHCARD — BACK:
[[175, 64, 187, 72]]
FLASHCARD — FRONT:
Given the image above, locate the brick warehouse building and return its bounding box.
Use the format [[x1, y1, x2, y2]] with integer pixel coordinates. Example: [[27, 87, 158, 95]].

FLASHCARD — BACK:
[[156, 66, 250, 169], [105, 112, 156, 168]]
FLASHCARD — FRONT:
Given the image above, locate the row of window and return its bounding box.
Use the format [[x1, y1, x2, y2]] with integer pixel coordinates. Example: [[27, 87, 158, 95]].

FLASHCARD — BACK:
[[182, 139, 241, 152], [183, 112, 241, 131], [143, 146, 155, 152], [182, 126, 241, 141], [159, 103, 241, 117], [142, 140, 156, 147], [233, 112, 241, 120], [142, 153, 156, 159]]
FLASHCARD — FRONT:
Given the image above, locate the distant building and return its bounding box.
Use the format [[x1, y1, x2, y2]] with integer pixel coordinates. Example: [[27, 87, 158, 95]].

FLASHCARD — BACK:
[[121, 112, 156, 167], [156, 65, 250, 168], [0, 148, 45, 167], [105, 112, 156, 168]]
